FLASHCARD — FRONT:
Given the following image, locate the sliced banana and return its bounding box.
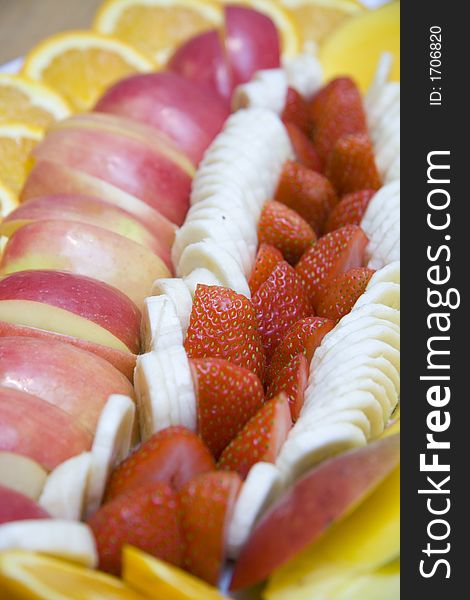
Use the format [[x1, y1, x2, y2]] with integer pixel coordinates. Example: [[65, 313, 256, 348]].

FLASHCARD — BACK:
[[38, 452, 92, 521], [227, 462, 283, 559], [141, 295, 184, 352], [340, 303, 400, 327], [293, 409, 372, 439], [84, 394, 135, 518], [354, 282, 400, 310], [282, 52, 323, 98], [0, 452, 47, 501], [159, 345, 196, 432], [151, 277, 193, 336], [232, 69, 288, 113], [183, 268, 223, 296], [367, 262, 400, 286], [366, 82, 400, 131], [0, 520, 97, 568]]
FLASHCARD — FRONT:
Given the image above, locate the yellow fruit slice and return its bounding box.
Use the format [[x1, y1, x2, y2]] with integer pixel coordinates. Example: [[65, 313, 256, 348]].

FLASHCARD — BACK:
[[22, 31, 155, 111], [318, 1, 400, 91], [278, 0, 363, 50], [0, 181, 19, 219], [0, 75, 71, 129], [94, 0, 222, 64], [123, 545, 228, 600], [332, 559, 400, 600], [0, 122, 43, 200]]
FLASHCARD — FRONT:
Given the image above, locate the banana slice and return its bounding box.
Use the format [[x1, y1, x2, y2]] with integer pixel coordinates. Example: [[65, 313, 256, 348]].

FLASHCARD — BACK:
[[0, 520, 97, 568], [365, 52, 394, 111], [367, 262, 400, 286], [282, 52, 323, 98], [141, 295, 183, 352], [354, 282, 400, 311], [84, 394, 135, 518], [293, 409, 372, 439], [232, 69, 288, 113], [227, 462, 283, 559], [151, 278, 193, 336], [183, 268, 223, 296], [361, 181, 399, 233], [385, 155, 400, 182], [0, 452, 47, 501], [38, 453, 92, 521], [159, 345, 196, 432], [367, 211, 400, 269], [366, 82, 400, 131], [318, 319, 400, 356], [342, 303, 400, 327]]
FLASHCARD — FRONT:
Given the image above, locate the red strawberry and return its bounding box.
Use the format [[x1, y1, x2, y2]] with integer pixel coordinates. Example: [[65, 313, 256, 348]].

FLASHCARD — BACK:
[[281, 87, 311, 135], [218, 394, 291, 478], [249, 243, 284, 296], [267, 354, 308, 421], [311, 77, 367, 165], [266, 316, 335, 384], [285, 122, 322, 172], [275, 161, 337, 234], [179, 471, 241, 584], [296, 224, 368, 309], [190, 358, 265, 459], [315, 267, 375, 321], [105, 426, 215, 502], [324, 189, 375, 233], [88, 482, 181, 575], [258, 201, 316, 265], [326, 133, 382, 195], [185, 285, 265, 381], [252, 261, 313, 359]]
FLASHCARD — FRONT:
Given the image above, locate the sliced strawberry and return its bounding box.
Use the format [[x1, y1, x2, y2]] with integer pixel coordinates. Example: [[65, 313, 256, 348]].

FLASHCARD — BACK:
[[310, 76, 367, 165], [296, 224, 368, 309], [218, 394, 291, 478], [185, 285, 265, 381], [249, 243, 284, 295], [267, 354, 308, 421], [88, 482, 181, 575], [190, 357, 265, 459], [275, 161, 337, 234], [285, 122, 322, 172], [324, 189, 375, 233], [315, 267, 375, 321], [258, 201, 316, 265], [252, 261, 313, 359], [266, 316, 335, 384], [326, 133, 382, 195], [281, 87, 311, 135], [105, 426, 215, 502], [179, 471, 242, 584]]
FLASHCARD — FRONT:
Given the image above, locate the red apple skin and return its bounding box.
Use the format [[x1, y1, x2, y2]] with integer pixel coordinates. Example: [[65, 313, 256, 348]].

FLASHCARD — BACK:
[[32, 113, 194, 225], [95, 72, 229, 165], [0, 321, 136, 381], [0, 484, 50, 524], [20, 160, 177, 246], [0, 336, 135, 434], [0, 387, 92, 471], [0, 270, 141, 354], [230, 434, 400, 590]]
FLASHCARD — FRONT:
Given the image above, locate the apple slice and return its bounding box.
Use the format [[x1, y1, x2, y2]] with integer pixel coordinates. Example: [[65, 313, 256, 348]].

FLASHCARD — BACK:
[[0, 486, 50, 525], [0, 452, 47, 501], [0, 388, 92, 471], [0, 336, 134, 434], [230, 434, 400, 590], [32, 113, 194, 225], [0, 220, 171, 309], [95, 72, 229, 165]]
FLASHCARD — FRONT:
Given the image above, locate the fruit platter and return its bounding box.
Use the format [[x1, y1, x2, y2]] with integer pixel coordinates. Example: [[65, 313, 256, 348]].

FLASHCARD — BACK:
[[0, 0, 400, 598]]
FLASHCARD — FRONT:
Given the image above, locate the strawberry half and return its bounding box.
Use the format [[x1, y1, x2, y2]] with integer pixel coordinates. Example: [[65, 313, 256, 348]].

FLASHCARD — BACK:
[[275, 161, 337, 234], [88, 482, 181, 576], [326, 133, 382, 195], [258, 201, 316, 265], [179, 471, 242, 585], [185, 285, 265, 381], [267, 353, 308, 421], [285, 122, 322, 172], [296, 224, 368, 309], [266, 316, 335, 384], [281, 87, 311, 135], [249, 243, 284, 296], [252, 260, 313, 359], [324, 189, 375, 233], [218, 394, 292, 478], [190, 357, 265, 459], [315, 267, 375, 321], [104, 426, 215, 502]]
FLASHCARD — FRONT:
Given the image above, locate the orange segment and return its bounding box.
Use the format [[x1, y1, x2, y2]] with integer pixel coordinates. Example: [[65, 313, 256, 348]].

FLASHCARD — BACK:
[[0, 122, 43, 199], [22, 31, 156, 111]]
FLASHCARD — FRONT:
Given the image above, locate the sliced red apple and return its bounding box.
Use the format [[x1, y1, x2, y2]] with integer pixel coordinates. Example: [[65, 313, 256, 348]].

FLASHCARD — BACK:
[[230, 434, 400, 590], [0, 485, 50, 525], [95, 72, 229, 165], [0, 452, 47, 501], [32, 113, 195, 225], [0, 336, 134, 434], [0, 220, 170, 308], [0, 388, 92, 471]]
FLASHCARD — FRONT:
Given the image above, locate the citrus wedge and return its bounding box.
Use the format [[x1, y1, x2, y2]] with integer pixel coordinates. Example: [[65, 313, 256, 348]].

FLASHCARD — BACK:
[[94, 0, 223, 64], [0, 75, 71, 128], [122, 545, 228, 600], [0, 551, 148, 600], [318, 1, 400, 91], [22, 31, 155, 111]]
